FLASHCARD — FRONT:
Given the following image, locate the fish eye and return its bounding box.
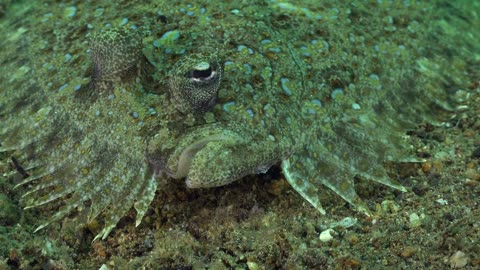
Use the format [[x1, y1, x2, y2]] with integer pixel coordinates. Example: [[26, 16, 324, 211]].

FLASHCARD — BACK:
[[169, 52, 223, 113], [188, 62, 217, 82]]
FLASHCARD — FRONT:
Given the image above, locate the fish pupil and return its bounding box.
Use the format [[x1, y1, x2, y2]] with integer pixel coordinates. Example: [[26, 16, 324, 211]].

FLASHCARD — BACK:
[[192, 66, 213, 80]]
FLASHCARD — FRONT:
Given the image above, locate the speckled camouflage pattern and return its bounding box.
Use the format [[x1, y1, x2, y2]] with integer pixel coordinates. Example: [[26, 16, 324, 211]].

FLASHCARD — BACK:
[[0, 1, 473, 240]]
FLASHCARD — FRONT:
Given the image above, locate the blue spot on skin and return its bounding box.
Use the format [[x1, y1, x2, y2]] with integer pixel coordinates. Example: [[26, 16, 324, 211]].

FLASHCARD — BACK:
[[64, 53, 72, 62], [245, 83, 254, 92], [312, 99, 322, 107], [148, 107, 157, 115], [154, 30, 180, 48], [308, 100, 322, 115], [322, 40, 330, 50], [281, 78, 293, 96], [237, 45, 254, 54], [65, 6, 77, 18], [300, 46, 311, 57], [268, 47, 282, 53], [243, 64, 252, 74], [352, 103, 361, 110], [94, 8, 104, 17], [331, 88, 344, 99], [41, 13, 53, 23], [263, 103, 272, 112], [246, 109, 254, 118], [58, 84, 69, 92], [223, 101, 236, 112]]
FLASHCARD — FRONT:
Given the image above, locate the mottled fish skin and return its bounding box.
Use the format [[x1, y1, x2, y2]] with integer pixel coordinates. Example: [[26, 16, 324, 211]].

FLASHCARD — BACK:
[[0, 1, 474, 240]]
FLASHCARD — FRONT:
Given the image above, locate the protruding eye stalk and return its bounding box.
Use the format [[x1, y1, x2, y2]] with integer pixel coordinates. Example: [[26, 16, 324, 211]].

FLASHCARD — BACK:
[[168, 52, 223, 114], [89, 26, 143, 90]]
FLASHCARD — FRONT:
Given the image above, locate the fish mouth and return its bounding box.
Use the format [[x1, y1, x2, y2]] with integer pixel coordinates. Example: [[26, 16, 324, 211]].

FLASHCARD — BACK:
[[184, 177, 199, 188], [174, 133, 232, 186]]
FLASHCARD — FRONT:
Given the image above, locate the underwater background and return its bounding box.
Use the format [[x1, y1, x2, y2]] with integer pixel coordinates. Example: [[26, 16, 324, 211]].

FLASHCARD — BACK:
[[0, 0, 479, 269]]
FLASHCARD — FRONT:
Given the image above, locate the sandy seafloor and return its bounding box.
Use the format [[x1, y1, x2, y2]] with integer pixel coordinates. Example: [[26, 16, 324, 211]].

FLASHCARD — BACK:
[[0, 0, 479, 269]]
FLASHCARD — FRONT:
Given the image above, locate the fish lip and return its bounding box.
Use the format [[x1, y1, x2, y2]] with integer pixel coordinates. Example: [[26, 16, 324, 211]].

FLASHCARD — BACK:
[[175, 140, 210, 179], [185, 177, 196, 188], [175, 133, 233, 180]]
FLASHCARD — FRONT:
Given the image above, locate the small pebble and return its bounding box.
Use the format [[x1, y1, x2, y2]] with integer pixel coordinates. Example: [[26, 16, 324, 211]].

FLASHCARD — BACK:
[[449, 251, 468, 268], [330, 217, 357, 228], [92, 241, 107, 259], [401, 246, 418, 258], [421, 162, 432, 173], [345, 233, 359, 245], [99, 264, 110, 270], [435, 198, 448, 205], [319, 228, 335, 242], [465, 168, 480, 181], [343, 257, 361, 267], [408, 212, 424, 228], [247, 261, 259, 270]]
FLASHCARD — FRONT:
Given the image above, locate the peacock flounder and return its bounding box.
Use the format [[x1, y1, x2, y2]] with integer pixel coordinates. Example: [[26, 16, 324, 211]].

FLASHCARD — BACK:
[[0, 1, 470, 241]]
